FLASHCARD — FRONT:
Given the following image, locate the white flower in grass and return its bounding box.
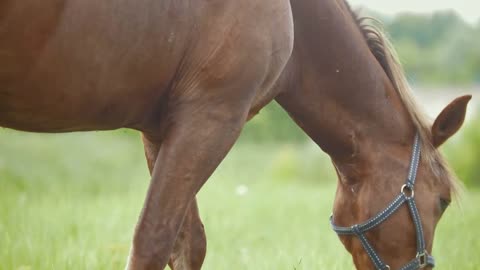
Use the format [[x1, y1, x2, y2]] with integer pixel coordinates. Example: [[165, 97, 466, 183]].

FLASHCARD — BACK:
[[235, 185, 248, 196]]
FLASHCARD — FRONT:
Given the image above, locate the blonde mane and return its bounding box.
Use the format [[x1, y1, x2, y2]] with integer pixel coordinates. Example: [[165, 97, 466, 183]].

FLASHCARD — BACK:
[[344, 3, 460, 195]]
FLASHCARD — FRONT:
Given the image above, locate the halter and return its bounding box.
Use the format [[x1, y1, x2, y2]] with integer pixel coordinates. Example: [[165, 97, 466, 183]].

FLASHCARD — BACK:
[[330, 134, 435, 270]]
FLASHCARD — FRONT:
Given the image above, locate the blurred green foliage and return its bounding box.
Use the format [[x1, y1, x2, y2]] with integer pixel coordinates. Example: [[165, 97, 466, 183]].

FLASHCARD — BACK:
[[239, 102, 308, 143], [386, 11, 480, 85]]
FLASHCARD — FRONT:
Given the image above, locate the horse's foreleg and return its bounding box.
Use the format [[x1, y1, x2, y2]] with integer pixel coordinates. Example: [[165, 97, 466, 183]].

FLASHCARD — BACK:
[[140, 135, 207, 270], [126, 105, 247, 270]]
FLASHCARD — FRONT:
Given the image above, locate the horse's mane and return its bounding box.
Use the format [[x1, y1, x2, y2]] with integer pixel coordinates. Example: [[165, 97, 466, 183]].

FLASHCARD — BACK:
[[343, 1, 460, 195]]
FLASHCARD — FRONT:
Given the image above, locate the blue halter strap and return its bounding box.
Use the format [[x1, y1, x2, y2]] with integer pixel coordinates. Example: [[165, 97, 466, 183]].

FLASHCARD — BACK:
[[330, 134, 435, 270]]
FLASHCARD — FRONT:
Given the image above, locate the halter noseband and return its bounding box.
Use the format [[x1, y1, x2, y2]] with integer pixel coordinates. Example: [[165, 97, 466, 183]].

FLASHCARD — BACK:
[[330, 134, 435, 270]]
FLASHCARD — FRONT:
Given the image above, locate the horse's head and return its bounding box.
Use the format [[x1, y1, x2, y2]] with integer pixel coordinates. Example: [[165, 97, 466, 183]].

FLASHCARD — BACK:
[[274, 1, 473, 268], [331, 95, 471, 270]]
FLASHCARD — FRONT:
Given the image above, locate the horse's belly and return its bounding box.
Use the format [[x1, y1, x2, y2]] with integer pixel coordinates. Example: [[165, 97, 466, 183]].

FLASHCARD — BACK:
[[0, 74, 174, 133], [0, 92, 126, 133]]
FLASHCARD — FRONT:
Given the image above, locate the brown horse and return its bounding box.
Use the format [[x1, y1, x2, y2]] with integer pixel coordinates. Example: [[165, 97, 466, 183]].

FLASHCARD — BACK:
[[0, 0, 471, 269]]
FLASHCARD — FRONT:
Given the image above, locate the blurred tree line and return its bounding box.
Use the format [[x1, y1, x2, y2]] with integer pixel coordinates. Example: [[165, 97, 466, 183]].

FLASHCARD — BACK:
[[386, 11, 480, 85]]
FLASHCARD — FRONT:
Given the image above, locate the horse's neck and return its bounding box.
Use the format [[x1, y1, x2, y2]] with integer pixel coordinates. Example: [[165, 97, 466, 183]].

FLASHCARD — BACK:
[[276, 0, 414, 160]]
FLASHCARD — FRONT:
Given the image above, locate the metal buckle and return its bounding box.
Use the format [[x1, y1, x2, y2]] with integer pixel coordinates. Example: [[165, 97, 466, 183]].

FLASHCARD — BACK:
[[401, 184, 414, 198], [417, 251, 427, 268]]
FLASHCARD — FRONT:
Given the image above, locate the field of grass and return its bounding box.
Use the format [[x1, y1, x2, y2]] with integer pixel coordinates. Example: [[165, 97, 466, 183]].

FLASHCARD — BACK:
[[1, 130, 479, 269]]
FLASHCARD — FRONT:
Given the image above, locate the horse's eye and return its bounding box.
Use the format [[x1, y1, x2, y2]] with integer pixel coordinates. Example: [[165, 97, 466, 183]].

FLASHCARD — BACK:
[[439, 198, 451, 212]]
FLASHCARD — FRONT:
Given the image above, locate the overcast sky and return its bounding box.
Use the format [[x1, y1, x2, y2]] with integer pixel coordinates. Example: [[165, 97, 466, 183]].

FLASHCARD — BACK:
[[348, 0, 479, 24]]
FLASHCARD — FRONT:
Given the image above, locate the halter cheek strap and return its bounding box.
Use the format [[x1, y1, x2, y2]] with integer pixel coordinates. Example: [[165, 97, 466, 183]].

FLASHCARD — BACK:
[[330, 134, 435, 270]]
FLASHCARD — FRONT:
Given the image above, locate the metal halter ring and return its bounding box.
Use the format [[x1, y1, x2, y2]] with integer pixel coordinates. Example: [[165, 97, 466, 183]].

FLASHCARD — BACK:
[[401, 184, 414, 198], [417, 251, 428, 268]]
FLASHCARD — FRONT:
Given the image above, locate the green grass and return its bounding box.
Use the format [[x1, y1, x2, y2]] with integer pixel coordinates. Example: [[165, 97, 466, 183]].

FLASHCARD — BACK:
[[0, 130, 479, 269]]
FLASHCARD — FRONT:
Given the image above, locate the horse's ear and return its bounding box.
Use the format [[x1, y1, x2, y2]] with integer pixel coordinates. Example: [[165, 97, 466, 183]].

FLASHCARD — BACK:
[[431, 95, 472, 148]]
